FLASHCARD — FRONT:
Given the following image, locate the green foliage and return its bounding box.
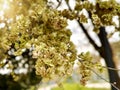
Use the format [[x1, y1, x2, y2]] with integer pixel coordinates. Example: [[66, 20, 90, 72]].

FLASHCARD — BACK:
[[77, 52, 93, 85], [51, 83, 110, 90], [61, 9, 77, 20], [0, 0, 120, 89], [0, 0, 76, 89], [74, 0, 120, 32], [77, 52, 103, 85], [34, 9, 77, 81]]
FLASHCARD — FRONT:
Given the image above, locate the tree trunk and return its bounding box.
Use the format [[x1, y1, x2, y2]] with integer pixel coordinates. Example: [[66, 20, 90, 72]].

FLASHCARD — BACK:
[[98, 27, 120, 90]]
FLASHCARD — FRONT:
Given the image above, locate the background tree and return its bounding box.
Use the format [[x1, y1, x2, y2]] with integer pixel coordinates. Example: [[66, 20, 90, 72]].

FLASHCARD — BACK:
[[0, 0, 120, 90]]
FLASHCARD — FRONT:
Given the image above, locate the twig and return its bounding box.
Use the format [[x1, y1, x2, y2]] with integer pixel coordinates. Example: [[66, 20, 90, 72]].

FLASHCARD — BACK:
[[77, 21, 100, 51], [78, 58, 120, 90], [103, 66, 120, 71], [56, 0, 62, 9], [89, 68, 120, 90]]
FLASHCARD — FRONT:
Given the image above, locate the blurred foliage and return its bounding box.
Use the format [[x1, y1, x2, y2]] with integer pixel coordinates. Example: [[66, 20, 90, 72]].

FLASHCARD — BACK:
[[0, 0, 120, 90], [51, 83, 110, 90], [111, 41, 120, 65]]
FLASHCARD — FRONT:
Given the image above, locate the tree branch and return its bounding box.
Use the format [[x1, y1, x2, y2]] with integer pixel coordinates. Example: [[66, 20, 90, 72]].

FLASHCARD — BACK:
[[77, 21, 100, 51], [64, 0, 100, 51], [56, 0, 62, 9], [89, 68, 120, 90]]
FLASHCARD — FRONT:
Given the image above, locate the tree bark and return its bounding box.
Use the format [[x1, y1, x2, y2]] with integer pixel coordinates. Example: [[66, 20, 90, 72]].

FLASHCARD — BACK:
[[98, 27, 120, 90]]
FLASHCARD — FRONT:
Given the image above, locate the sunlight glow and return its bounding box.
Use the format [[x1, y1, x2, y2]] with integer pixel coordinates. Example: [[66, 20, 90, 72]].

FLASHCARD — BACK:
[[0, 0, 10, 10], [0, 11, 4, 20], [0, 23, 5, 28], [0, 0, 11, 13], [0, 11, 4, 16], [3, 1, 10, 10]]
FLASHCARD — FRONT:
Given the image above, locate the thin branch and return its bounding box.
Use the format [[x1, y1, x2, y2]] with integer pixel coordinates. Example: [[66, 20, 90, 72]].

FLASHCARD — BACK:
[[66, 0, 72, 11], [103, 66, 120, 71], [89, 68, 120, 90], [56, 0, 62, 9], [78, 58, 120, 90]]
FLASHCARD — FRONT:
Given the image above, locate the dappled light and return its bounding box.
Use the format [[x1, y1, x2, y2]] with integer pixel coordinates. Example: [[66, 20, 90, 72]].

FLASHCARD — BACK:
[[0, 0, 12, 19]]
